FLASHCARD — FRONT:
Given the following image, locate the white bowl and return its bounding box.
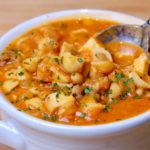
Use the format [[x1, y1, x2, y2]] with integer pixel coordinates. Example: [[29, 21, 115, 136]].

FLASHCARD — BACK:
[[0, 9, 150, 150]]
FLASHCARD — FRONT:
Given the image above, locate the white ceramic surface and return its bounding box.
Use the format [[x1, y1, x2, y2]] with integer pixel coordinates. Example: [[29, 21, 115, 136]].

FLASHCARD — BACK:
[[0, 9, 150, 150]]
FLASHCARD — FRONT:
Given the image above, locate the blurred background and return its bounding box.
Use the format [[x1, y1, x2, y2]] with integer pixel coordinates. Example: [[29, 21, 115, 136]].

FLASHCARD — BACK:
[[0, 0, 150, 37], [0, 0, 149, 149]]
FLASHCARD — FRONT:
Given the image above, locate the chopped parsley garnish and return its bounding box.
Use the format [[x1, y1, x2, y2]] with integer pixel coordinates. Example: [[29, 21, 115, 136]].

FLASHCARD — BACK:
[[24, 61, 29, 65], [23, 96, 29, 100], [77, 58, 84, 63], [103, 105, 111, 112], [84, 86, 93, 94], [56, 90, 61, 99], [103, 89, 112, 96], [81, 103, 88, 107], [0, 81, 3, 86], [43, 113, 50, 120], [107, 89, 112, 94], [57, 76, 60, 80], [115, 72, 125, 82], [63, 86, 72, 96], [49, 39, 57, 46], [112, 98, 118, 104], [80, 113, 86, 118], [50, 115, 57, 122], [54, 57, 59, 64], [12, 49, 23, 58], [18, 71, 24, 76], [53, 82, 58, 87], [60, 57, 64, 64], [93, 95, 98, 101], [120, 91, 128, 100], [120, 88, 131, 100], [8, 72, 13, 76], [43, 113, 57, 122], [134, 94, 141, 99], [123, 77, 134, 85], [72, 72, 76, 76]]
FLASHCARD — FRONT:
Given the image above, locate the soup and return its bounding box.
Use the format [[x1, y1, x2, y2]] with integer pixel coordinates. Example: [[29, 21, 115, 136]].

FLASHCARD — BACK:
[[0, 18, 150, 125]]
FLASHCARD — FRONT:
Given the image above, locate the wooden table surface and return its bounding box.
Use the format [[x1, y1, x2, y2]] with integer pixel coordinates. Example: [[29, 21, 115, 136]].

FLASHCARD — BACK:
[[0, 0, 150, 149]]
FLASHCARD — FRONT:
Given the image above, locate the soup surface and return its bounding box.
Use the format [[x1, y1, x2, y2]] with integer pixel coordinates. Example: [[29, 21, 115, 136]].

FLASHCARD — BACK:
[[0, 18, 150, 125]]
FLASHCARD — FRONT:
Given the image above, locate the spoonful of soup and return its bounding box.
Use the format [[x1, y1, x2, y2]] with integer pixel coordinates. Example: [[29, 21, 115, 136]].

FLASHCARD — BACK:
[[93, 19, 150, 66], [95, 19, 150, 51]]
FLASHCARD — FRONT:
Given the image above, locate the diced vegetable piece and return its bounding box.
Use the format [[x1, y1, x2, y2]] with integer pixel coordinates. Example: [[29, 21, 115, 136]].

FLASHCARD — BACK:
[[2, 80, 19, 93], [109, 82, 122, 99], [59, 42, 75, 57], [25, 98, 43, 110], [50, 66, 71, 83], [130, 72, 150, 89], [62, 52, 84, 73], [79, 37, 112, 61], [91, 61, 115, 75], [71, 73, 83, 84], [133, 53, 149, 75], [5, 66, 30, 80], [46, 92, 76, 114], [29, 87, 39, 95], [79, 95, 104, 119], [37, 37, 58, 56], [136, 88, 143, 96], [23, 57, 40, 72]]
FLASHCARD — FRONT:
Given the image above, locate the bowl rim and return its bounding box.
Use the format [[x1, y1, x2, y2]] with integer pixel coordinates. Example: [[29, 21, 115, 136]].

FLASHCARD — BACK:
[[0, 9, 149, 137]]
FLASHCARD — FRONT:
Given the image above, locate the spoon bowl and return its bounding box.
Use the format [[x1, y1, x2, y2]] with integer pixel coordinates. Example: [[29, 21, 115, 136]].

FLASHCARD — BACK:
[[95, 19, 150, 51]]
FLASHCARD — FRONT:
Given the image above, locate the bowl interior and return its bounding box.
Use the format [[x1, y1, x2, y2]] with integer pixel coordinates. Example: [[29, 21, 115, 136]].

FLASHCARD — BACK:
[[0, 9, 149, 137]]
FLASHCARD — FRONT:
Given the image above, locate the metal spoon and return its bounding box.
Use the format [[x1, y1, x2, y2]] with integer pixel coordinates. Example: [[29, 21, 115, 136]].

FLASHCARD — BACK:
[[94, 19, 150, 52]]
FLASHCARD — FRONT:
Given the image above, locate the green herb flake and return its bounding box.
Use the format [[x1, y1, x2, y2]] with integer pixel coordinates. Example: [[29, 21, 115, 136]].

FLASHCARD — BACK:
[[53, 82, 58, 87], [18, 71, 24, 76], [123, 77, 134, 85], [54, 57, 59, 64], [120, 87, 131, 100], [51, 115, 57, 122], [72, 72, 76, 76], [8, 72, 13, 76], [107, 89, 112, 94], [24, 61, 29, 65], [57, 76, 60, 80], [37, 107, 41, 111], [60, 57, 64, 64], [77, 58, 84, 63], [56, 90, 61, 99], [63, 86, 72, 96], [112, 98, 118, 104], [115, 72, 125, 82], [12, 49, 23, 58], [120, 91, 128, 100], [23, 96, 29, 100], [43, 113, 50, 120], [103, 105, 111, 112], [93, 95, 98, 101], [81, 103, 88, 107], [0, 81, 3, 86], [84, 86, 93, 94], [80, 113, 86, 118], [134, 94, 141, 99], [49, 39, 57, 46]]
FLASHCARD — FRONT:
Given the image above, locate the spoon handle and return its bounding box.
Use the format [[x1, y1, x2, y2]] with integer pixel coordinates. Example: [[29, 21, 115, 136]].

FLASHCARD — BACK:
[[141, 19, 150, 52], [141, 19, 150, 28], [146, 19, 150, 26]]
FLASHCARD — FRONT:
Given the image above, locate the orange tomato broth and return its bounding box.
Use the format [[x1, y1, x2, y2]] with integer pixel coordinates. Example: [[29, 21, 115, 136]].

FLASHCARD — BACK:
[[0, 18, 150, 126]]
